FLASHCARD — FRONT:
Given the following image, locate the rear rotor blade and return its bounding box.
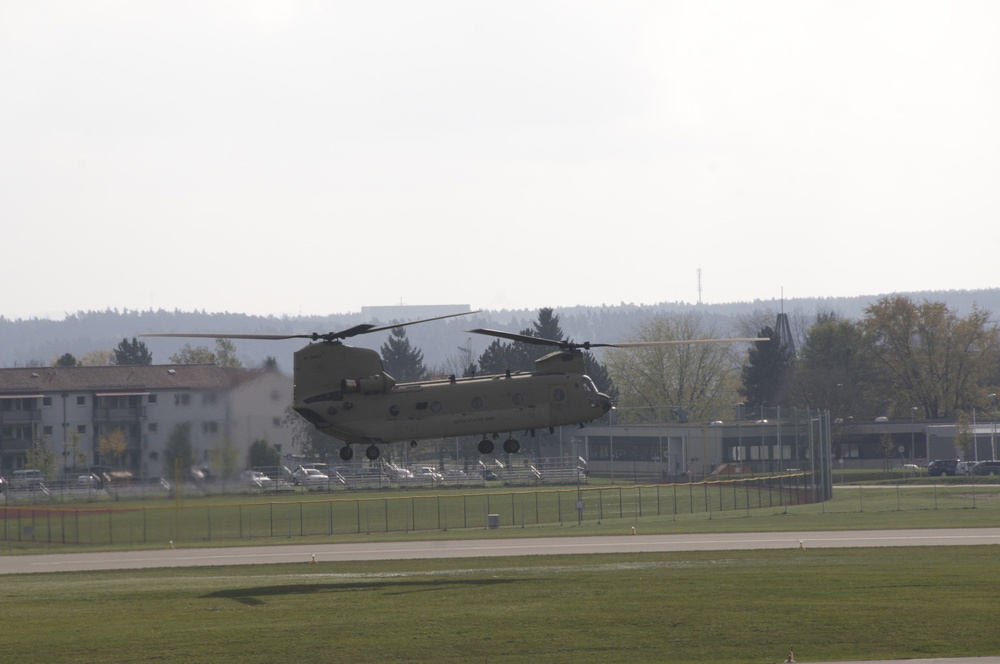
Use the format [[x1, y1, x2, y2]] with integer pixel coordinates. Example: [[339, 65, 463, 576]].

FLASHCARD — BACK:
[[468, 328, 769, 351]]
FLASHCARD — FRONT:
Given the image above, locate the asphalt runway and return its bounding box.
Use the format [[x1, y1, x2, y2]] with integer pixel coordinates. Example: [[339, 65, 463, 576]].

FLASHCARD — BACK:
[[4, 527, 1000, 575]]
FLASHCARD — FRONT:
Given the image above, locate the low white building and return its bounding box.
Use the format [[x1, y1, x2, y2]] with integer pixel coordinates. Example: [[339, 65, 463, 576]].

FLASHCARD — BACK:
[[0, 364, 293, 479]]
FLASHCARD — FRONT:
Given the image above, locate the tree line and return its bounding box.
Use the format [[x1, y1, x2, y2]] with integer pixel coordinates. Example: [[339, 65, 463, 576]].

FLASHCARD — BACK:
[[39, 296, 1000, 468], [381, 296, 1000, 428]]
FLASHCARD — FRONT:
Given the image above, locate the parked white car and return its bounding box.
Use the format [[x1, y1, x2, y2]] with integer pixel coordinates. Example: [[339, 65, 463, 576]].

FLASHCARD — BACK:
[[416, 467, 443, 481], [242, 470, 275, 489], [292, 467, 329, 486]]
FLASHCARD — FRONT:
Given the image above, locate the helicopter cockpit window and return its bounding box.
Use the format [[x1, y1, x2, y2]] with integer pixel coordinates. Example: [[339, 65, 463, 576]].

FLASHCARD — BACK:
[[582, 377, 599, 394]]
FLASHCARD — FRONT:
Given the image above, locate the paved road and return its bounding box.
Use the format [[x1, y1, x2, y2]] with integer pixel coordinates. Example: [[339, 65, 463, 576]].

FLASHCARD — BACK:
[[4, 527, 1000, 575]]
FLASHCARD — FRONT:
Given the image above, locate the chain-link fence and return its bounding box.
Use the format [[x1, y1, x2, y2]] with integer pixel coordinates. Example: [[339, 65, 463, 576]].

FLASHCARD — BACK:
[[2, 473, 818, 547]]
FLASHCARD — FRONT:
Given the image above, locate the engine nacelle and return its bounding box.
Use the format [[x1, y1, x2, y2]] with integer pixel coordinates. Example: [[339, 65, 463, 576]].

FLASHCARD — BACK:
[[341, 372, 396, 395]]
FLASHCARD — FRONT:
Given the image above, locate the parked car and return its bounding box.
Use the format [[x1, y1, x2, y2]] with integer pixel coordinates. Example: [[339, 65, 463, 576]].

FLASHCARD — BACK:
[[970, 460, 1000, 476], [242, 470, 275, 489], [11, 469, 45, 489], [77, 473, 100, 487], [926, 459, 958, 477], [416, 467, 443, 482], [291, 467, 329, 486], [957, 461, 977, 475]]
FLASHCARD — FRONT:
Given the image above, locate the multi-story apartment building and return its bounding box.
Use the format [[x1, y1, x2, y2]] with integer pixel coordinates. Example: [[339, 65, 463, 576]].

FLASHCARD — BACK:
[[0, 364, 294, 479]]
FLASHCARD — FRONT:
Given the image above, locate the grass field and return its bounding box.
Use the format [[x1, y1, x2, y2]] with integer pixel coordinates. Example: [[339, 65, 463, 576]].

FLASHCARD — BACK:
[[4, 483, 1000, 662], [2, 546, 999, 663]]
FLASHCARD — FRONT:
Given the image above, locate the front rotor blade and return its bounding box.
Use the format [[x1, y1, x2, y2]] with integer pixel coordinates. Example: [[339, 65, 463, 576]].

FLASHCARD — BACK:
[[141, 332, 313, 341], [367, 310, 482, 335], [467, 328, 562, 347]]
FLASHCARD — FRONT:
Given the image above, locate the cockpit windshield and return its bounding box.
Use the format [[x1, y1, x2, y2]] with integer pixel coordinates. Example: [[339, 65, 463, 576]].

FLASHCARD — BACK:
[[582, 376, 599, 394]]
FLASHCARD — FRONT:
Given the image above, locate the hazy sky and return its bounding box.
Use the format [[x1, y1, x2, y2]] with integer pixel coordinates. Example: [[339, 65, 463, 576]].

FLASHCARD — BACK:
[[3, 1, 998, 320]]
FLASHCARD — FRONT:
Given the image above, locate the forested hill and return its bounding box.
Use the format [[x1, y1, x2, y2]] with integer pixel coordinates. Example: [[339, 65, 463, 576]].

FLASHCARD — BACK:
[[2, 289, 997, 371]]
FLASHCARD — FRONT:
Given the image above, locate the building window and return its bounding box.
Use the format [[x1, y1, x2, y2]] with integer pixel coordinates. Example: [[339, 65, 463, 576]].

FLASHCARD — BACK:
[[174, 393, 191, 406], [99, 395, 140, 409], [272, 417, 282, 428], [148, 394, 158, 405], [201, 421, 219, 434], [76, 396, 86, 406], [148, 423, 158, 433], [77, 425, 87, 434], [1, 426, 32, 440], [202, 393, 218, 406], [43, 426, 53, 436], [43, 397, 52, 407]]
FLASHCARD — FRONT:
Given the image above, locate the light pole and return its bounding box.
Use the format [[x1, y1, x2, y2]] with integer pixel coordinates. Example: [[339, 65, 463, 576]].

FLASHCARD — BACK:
[[990, 394, 997, 460], [910, 406, 918, 464]]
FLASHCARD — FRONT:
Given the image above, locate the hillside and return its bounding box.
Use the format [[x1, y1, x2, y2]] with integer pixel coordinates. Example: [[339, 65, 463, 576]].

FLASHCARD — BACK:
[[1, 289, 997, 370]]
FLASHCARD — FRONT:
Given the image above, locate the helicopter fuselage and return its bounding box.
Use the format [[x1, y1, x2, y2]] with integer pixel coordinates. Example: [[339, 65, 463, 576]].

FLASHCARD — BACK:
[[292, 342, 611, 447]]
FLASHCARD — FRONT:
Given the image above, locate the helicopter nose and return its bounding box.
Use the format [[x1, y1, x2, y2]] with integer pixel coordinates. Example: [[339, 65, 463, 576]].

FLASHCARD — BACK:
[[598, 393, 613, 414]]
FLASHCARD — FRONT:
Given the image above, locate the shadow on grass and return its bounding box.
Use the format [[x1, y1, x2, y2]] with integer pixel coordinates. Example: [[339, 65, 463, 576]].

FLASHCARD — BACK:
[[202, 577, 529, 606]]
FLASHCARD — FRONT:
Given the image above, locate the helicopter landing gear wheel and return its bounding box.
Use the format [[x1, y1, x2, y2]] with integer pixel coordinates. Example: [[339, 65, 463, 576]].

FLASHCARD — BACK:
[[410, 440, 418, 449], [339, 445, 354, 461], [503, 438, 520, 454], [478, 438, 494, 454], [365, 444, 381, 461]]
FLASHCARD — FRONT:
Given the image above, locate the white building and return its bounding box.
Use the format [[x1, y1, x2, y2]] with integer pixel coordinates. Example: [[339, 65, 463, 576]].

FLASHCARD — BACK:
[[0, 364, 293, 479]]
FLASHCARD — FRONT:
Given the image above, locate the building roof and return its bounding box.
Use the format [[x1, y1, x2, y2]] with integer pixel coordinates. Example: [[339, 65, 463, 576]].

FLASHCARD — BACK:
[[0, 364, 266, 394]]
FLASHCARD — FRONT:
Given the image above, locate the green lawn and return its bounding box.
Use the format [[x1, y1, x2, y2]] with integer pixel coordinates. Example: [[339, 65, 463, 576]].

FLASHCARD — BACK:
[[4, 483, 1000, 662], [2, 546, 998, 663]]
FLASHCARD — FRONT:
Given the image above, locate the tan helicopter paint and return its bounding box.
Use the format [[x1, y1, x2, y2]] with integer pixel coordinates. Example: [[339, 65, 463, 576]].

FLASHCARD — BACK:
[[292, 343, 609, 449]]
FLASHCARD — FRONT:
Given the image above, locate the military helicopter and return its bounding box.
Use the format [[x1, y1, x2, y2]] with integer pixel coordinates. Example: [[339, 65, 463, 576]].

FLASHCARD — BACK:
[[145, 313, 765, 462]]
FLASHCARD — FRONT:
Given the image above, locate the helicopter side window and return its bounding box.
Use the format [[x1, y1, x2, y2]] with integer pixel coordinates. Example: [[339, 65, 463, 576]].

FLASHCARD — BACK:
[[511, 393, 524, 406], [552, 388, 565, 402], [389, 405, 400, 416], [471, 396, 484, 409], [431, 401, 442, 413]]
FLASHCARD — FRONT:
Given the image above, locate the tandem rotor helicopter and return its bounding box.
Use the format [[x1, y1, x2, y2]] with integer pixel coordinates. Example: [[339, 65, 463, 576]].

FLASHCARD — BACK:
[[144, 312, 765, 463]]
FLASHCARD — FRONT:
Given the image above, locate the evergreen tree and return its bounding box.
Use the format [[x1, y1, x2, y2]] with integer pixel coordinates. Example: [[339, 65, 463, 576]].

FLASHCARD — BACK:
[[475, 308, 615, 398], [113, 337, 153, 365], [248, 437, 281, 469], [163, 423, 193, 479], [533, 307, 564, 340], [475, 330, 538, 374], [380, 326, 427, 382], [55, 353, 77, 367], [741, 326, 794, 408]]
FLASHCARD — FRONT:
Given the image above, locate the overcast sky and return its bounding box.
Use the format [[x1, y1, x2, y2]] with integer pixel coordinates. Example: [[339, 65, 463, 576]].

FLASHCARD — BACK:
[[2, 1, 998, 320]]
